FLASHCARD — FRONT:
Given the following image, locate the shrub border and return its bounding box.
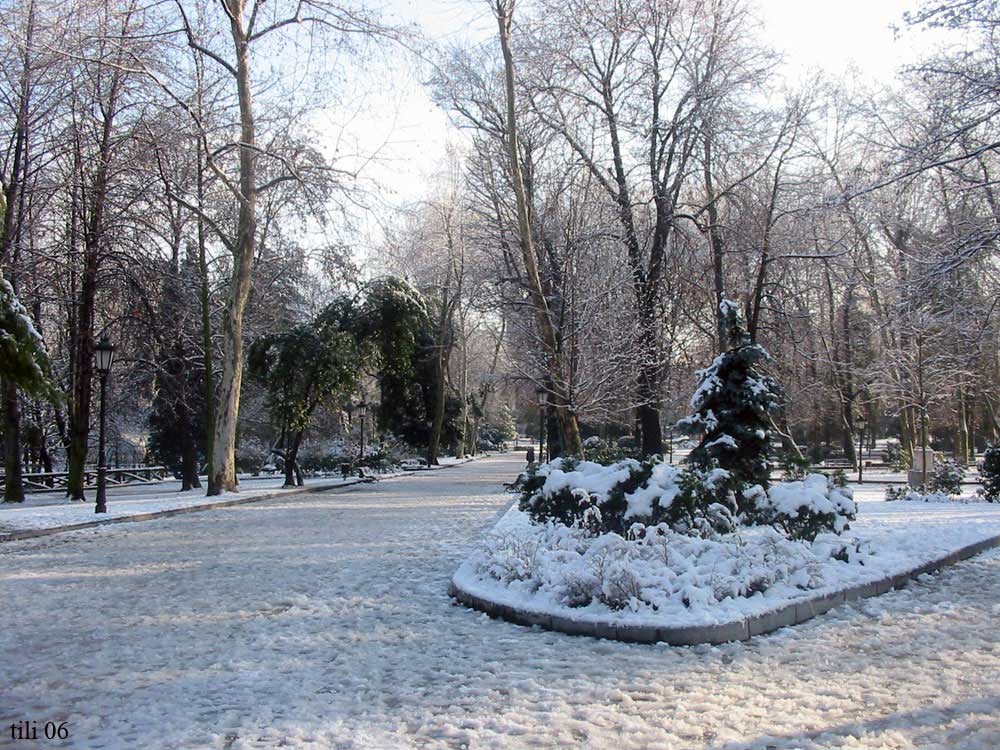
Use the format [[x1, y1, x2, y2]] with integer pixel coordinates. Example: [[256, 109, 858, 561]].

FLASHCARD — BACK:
[[449, 532, 1000, 645]]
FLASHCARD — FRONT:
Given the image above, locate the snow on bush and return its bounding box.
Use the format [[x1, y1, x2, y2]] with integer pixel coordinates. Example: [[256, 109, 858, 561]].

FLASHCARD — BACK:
[[929, 458, 966, 496], [748, 474, 856, 542], [518, 457, 737, 538], [978, 445, 1000, 502], [519, 458, 855, 542], [472, 512, 870, 615], [885, 486, 979, 504]]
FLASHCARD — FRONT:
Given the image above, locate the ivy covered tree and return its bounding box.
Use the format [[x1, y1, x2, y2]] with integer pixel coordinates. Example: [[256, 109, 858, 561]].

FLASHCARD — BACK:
[[248, 305, 361, 487], [352, 277, 442, 457], [678, 300, 783, 512]]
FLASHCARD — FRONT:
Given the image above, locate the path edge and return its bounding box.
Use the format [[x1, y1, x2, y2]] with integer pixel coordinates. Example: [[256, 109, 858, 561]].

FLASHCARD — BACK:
[[0, 456, 480, 544], [449, 532, 1000, 646]]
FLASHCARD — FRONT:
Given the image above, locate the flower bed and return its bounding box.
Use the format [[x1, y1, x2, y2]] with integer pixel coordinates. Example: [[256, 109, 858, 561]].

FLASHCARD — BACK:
[[453, 495, 1000, 632]]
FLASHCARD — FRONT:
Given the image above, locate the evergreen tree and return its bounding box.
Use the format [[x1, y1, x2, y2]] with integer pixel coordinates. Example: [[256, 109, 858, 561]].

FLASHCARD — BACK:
[[0, 269, 58, 403], [678, 300, 782, 509], [147, 252, 208, 490], [248, 309, 360, 488]]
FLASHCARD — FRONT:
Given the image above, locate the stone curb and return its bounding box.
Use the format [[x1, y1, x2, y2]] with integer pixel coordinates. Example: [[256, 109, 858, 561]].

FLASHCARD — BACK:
[[0, 456, 480, 544], [449, 531, 1000, 646]]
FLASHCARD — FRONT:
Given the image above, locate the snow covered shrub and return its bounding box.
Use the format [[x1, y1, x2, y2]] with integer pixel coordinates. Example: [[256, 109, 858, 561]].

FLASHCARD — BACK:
[[748, 474, 856, 542], [829, 469, 849, 488], [479, 532, 541, 584], [884, 441, 910, 472], [235, 437, 270, 475], [929, 458, 965, 496], [979, 445, 1000, 502], [884, 485, 911, 502], [599, 559, 643, 611], [779, 453, 811, 480], [519, 457, 737, 537], [583, 437, 640, 464], [678, 300, 783, 514]]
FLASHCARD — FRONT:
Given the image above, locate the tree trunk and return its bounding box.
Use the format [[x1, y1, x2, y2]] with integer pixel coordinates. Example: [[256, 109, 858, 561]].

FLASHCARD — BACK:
[[956, 387, 970, 464], [2, 380, 23, 502], [180, 426, 201, 491], [283, 430, 303, 488], [426, 292, 451, 467], [197, 132, 215, 488], [208, 2, 258, 495], [494, 2, 583, 457]]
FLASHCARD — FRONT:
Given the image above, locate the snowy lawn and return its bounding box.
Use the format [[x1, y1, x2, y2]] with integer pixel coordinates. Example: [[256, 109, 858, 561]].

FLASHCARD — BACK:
[[0, 457, 478, 535], [3, 453, 1000, 749], [455, 498, 1000, 629]]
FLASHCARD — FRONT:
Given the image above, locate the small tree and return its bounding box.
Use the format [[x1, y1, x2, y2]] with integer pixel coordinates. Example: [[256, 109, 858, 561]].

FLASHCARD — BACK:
[[248, 313, 360, 488], [678, 300, 782, 513], [980, 445, 1000, 502]]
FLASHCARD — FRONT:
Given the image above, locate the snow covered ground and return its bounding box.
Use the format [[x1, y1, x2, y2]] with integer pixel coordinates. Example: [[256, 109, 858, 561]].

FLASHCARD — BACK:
[[3, 452, 999, 749], [0, 457, 475, 535]]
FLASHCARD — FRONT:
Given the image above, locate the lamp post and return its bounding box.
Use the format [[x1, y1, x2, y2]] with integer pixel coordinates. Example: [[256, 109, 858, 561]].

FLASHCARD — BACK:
[[355, 398, 368, 465], [94, 336, 115, 513], [856, 414, 867, 484], [536, 386, 547, 464]]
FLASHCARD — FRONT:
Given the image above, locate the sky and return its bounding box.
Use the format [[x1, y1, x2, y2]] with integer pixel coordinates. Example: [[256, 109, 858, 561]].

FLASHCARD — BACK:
[[315, 0, 959, 242]]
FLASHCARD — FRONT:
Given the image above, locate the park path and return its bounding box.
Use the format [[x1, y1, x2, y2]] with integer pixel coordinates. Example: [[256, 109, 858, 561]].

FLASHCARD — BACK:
[[2, 453, 999, 750]]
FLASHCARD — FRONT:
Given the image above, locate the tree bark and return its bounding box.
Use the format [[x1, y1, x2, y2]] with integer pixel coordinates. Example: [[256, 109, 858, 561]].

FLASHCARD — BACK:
[[208, 0, 258, 495], [494, 1, 583, 457]]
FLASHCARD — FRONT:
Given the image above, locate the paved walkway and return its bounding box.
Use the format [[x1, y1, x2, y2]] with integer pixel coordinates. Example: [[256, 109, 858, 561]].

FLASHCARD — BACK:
[[2, 453, 999, 749]]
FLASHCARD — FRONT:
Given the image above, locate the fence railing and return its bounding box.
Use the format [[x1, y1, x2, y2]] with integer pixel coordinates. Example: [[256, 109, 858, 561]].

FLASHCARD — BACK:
[[0, 466, 170, 493]]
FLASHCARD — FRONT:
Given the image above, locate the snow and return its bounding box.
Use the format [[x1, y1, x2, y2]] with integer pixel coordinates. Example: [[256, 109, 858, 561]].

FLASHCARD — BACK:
[[0, 458, 477, 535], [3, 453, 1000, 749], [704, 433, 739, 451], [762, 474, 856, 522], [455, 483, 1000, 628]]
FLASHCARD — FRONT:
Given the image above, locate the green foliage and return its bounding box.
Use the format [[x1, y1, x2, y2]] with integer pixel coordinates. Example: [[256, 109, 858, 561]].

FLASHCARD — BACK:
[[829, 469, 849, 488], [249, 319, 359, 435], [582, 436, 641, 464], [679, 300, 782, 509], [779, 453, 812, 480], [518, 457, 737, 538], [496, 402, 516, 441], [147, 338, 207, 474], [747, 475, 856, 542], [884, 440, 911, 471], [979, 445, 1000, 501], [147, 255, 207, 476], [351, 277, 443, 448], [0, 270, 60, 402], [929, 457, 965, 495]]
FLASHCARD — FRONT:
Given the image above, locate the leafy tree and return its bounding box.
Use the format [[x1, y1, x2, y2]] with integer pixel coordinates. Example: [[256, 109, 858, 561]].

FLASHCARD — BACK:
[[248, 308, 360, 487], [679, 300, 783, 514], [0, 269, 57, 402], [353, 278, 439, 451]]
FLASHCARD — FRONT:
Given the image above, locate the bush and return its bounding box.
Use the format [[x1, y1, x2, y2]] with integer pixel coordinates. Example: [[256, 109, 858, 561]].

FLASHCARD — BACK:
[[884, 441, 910, 472], [748, 474, 856, 542], [780, 453, 811, 480], [884, 485, 911, 502], [980, 445, 1000, 502], [235, 437, 269, 475], [829, 468, 848, 488], [582, 437, 641, 465], [519, 457, 739, 539], [929, 458, 965, 496]]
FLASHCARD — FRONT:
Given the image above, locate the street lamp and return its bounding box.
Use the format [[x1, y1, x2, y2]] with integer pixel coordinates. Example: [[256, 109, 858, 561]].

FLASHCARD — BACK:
[[94, 336, 115, 514], [856, 414, 867, 484], [354, 398, 369, 465], [536, 386, 548, 463]]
